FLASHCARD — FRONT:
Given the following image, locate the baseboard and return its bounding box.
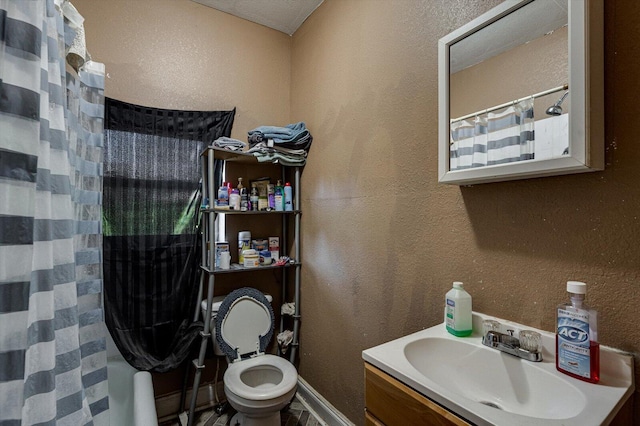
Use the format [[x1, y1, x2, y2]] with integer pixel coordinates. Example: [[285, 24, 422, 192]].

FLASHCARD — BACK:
[[296, 376, 354, 426], [155, 381, 225, 424]]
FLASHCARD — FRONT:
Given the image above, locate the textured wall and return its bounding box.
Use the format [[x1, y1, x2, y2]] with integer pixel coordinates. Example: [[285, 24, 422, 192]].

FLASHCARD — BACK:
[[73, 0, 640, 423], [74, 0, 291, 141], [292, 0, 640, 423]]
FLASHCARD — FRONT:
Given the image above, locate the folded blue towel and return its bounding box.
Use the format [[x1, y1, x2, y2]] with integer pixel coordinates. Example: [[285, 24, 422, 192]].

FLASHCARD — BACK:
[[248, 122, 312, 152]]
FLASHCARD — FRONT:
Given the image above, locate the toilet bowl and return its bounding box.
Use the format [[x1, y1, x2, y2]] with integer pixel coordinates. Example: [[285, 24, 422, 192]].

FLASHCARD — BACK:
[[208, 287, 298, 426]]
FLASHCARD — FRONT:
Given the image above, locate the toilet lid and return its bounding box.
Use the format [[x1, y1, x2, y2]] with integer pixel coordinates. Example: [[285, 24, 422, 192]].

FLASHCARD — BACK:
[[215, 287, 274, 361]]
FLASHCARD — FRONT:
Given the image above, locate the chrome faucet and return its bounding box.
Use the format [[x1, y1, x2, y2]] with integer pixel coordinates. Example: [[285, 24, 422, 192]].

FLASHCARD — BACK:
[[482, 329, 543, 362]]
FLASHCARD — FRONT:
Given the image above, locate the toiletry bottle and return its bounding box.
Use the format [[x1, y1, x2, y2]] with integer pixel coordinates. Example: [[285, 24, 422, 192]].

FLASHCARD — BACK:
[[229, 188, 240, 210], [238, 177, 248, 211], [274, 180, 284, 211], [267, 183, 275, 210], [250, 183, 259, 211], [445, 282, 472, 337], [238, 231, 251, 264], [284, 182, 293, 211], [217, 182, 229, 207], [556, 281, 599, 383]]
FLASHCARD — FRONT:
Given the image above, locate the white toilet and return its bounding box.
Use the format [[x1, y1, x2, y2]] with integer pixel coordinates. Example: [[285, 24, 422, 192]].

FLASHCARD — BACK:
[[202, 287, 297, 426]]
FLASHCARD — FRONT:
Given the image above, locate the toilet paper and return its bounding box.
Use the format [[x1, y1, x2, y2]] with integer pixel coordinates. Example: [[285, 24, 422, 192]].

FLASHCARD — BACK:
[[277, 330, 294, 354]]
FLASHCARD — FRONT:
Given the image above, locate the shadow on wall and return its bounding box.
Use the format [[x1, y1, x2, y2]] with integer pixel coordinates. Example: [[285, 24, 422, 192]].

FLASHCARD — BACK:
[[459, 169, 638, 270]]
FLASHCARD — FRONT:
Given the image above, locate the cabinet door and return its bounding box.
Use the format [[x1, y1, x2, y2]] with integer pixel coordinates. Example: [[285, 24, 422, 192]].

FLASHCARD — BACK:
[[364, 363, 470, 426]]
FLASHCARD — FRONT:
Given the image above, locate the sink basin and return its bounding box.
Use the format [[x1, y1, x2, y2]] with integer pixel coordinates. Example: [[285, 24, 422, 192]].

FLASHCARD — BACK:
[[404, 337, 585, 419], [362, 313, 634, 426]]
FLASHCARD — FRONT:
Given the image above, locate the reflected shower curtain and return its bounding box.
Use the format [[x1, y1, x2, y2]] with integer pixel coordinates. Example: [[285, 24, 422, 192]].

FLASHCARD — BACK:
[[450, 99, 535, 170], [487, 98, 535, 165], [0, 1, 108, 425], [449, 117, 488, 170], [103, 99, 234, 372]]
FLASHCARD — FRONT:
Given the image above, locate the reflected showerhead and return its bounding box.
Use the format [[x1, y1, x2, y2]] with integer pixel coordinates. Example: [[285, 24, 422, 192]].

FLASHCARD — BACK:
[[546, 91, 569, 116]]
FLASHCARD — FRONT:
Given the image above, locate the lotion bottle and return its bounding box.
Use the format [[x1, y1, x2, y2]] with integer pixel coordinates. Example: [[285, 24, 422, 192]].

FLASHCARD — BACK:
[[445, 282, 472, 337], [556, 281, 599, 383], [284, 182, 293, 211]]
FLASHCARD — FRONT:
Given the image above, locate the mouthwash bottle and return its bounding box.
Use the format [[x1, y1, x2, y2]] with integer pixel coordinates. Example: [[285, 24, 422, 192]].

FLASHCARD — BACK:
[[445, 282, 472, 337], [556, 281, 599, 383]]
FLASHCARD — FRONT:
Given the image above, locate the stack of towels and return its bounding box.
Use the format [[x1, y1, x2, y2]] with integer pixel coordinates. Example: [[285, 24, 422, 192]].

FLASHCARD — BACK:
[[211, 122, 313, 166], [246, 122, 312, 166]]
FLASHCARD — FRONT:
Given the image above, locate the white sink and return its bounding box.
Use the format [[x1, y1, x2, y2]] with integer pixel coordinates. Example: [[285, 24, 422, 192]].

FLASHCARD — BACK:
[[363, 313, 634, 426]]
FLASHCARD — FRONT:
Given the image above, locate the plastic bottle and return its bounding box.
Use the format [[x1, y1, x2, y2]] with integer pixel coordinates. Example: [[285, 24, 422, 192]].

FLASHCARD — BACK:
[[556, 281, 599, 383], [250, 183, 259, 211], [444, 282, 472, 337], [238, 231, 251, 264], [229, 188, 240, 210], [238, 177, 248, 211], [267, 183, 275, 210], [274, 180, 284, 211], [284, 182, 293, 211], [217, 183, 229, 208]]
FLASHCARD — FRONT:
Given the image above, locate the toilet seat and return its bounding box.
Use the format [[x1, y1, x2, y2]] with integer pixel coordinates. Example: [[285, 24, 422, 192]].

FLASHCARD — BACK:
[[216, 287, 275, 361], [224, 354, 298, 401]]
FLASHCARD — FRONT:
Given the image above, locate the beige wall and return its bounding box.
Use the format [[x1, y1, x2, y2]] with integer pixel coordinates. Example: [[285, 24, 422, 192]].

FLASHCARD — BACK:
[[293, 0, 639, 423], [76, 0, 640, 423], [75, 0, 292, 140], [450, 26, 568, 119]]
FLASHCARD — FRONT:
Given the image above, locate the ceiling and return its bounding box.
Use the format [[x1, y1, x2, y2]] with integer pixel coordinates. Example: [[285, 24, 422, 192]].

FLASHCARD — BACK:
[[450, 0, 568, 73], [191, 0, 324, 35]]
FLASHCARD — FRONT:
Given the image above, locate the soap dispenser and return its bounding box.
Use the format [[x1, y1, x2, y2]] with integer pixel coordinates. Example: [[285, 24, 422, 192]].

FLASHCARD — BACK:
[[445, 282, 472, 337]]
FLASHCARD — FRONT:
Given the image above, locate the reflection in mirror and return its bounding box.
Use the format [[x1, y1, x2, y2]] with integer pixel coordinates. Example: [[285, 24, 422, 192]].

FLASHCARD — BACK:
[[450, 0, 568, 171], [438, 0, 603, 185]]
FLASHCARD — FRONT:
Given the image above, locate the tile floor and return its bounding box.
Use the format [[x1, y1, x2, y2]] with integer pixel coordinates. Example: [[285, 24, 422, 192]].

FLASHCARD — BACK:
[[163, 396, 324, 426]]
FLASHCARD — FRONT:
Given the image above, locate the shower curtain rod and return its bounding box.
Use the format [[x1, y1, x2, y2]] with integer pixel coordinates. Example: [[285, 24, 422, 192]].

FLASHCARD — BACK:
[[450, 84, 568, 123]]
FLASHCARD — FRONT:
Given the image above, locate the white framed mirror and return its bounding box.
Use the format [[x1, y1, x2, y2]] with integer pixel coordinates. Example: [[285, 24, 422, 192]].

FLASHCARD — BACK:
[[438, 0, 603, 185]]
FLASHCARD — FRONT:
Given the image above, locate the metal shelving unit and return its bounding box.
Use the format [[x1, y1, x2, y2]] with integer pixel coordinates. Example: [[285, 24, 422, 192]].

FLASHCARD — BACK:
[[185, 147, 301, 426]]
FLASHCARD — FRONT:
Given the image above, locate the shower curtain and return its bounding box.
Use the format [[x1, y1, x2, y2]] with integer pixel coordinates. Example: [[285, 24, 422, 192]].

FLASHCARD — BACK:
[[450, 99, 535, 170], [103, 99, 235, 372], [0, 1, 108, 425]]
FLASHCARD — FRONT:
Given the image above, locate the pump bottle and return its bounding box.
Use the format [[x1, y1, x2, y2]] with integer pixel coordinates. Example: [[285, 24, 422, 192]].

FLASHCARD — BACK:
[[556, 281, 599, 383]]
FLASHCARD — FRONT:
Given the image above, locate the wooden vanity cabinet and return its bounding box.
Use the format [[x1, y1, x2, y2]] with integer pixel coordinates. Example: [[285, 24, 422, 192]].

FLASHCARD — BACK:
[[364, 362, 470, 426], [365, 362, 634, 425]]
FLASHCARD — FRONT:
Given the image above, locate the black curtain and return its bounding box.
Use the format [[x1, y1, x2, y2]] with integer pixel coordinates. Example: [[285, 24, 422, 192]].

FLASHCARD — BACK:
[[103, 98, 234, 371]]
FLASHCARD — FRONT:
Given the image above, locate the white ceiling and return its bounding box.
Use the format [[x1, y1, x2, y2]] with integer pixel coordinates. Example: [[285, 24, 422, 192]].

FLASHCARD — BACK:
[[450, 0, 568, 73], [191, 0, 324, 35]]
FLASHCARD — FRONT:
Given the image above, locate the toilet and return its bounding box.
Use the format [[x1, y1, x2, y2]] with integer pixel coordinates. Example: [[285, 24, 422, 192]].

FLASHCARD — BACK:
[[202, 287, 298, 426]]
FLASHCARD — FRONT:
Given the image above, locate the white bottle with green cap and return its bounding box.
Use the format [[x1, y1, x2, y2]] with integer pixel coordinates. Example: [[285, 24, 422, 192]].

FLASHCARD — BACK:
[[445, 281, 473, 337]]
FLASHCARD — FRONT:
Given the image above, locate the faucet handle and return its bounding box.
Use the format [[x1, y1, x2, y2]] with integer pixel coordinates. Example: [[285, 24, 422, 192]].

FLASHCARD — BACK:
[[519, 330, 542, 353], [482, 320, 502, 336], [506, 329, 515, 336]]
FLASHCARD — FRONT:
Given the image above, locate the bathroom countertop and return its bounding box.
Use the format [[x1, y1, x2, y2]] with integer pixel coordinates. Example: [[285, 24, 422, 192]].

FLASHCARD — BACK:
[[362, 312, 635, 426]]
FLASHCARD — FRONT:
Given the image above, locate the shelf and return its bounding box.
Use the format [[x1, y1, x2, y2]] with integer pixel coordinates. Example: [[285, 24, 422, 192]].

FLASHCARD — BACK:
[[201, 146, 257, 163], [201, 208, 300, 215], [200, 262, 300, 275]]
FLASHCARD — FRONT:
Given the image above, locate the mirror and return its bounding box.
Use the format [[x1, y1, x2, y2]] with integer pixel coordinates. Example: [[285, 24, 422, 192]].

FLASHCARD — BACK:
[[438, 0, 603, 185]]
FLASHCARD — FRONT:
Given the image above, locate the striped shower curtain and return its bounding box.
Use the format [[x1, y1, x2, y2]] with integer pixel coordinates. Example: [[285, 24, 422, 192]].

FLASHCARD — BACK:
[[450, 99, 535, 170], [0, 1, 108, 424], [487, 98, 535, 165]]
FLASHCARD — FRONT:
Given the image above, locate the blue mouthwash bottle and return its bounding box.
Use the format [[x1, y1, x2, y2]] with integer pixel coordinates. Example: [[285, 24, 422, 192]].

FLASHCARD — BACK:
[[556, 281, 599, 383]]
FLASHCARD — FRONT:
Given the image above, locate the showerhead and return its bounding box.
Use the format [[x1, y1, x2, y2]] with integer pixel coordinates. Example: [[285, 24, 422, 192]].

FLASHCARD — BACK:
[[546, 91, 569, 116]]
